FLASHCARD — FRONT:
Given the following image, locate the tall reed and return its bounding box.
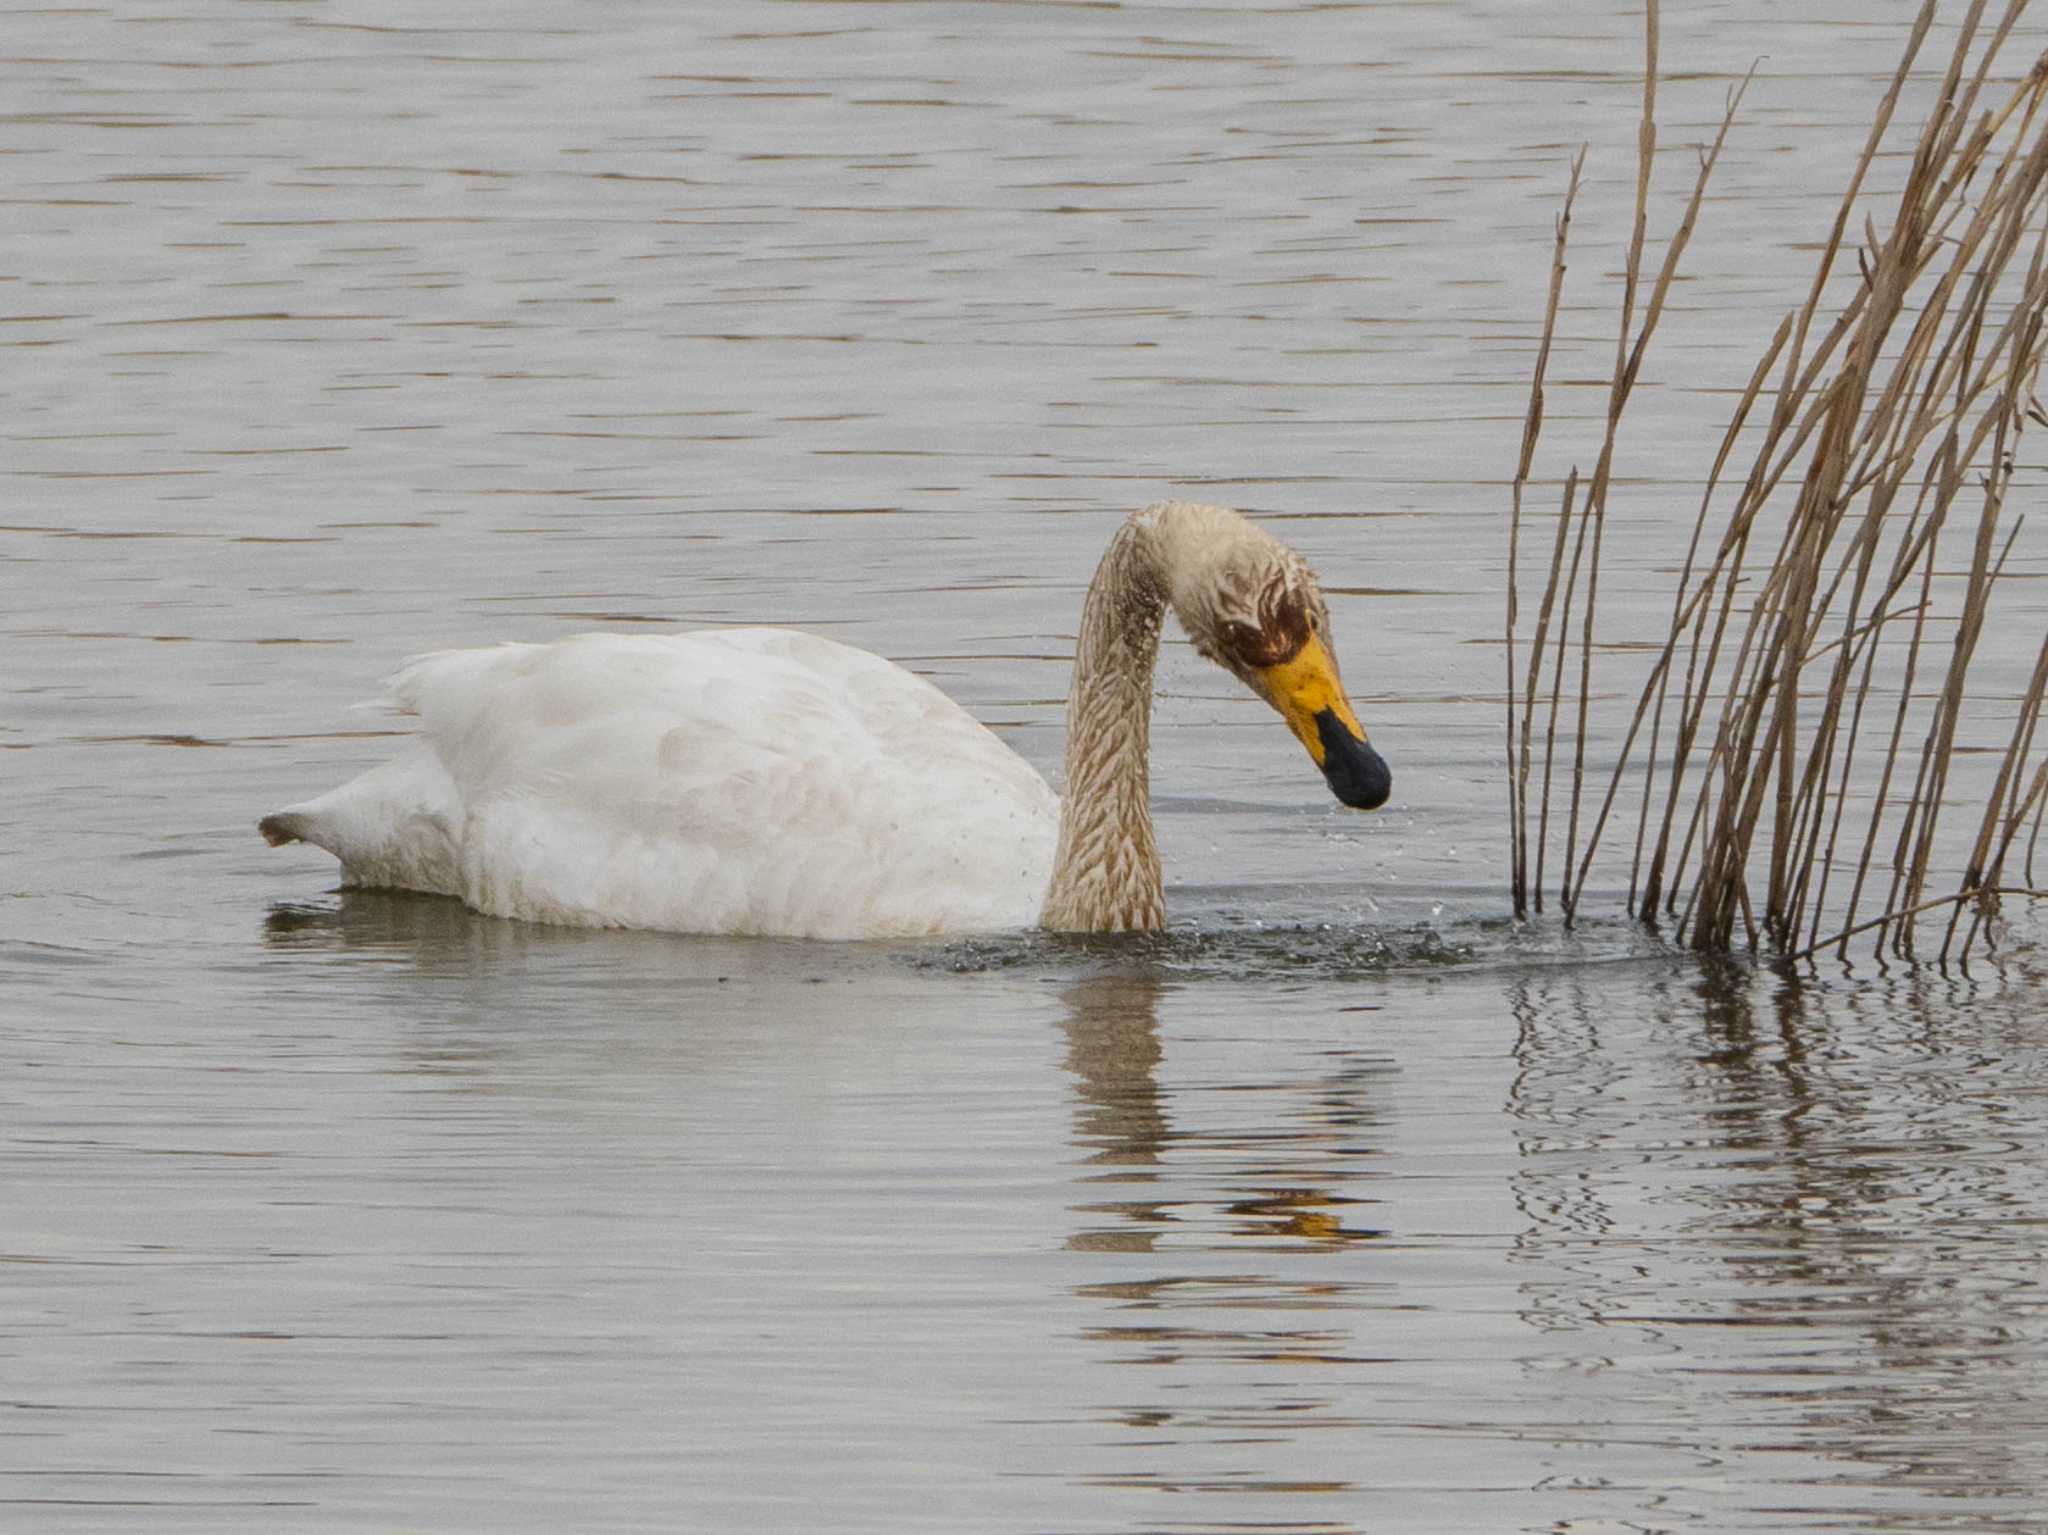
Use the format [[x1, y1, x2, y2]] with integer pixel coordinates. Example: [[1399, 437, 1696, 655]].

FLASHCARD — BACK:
[[1506, 0, 2048, 963]]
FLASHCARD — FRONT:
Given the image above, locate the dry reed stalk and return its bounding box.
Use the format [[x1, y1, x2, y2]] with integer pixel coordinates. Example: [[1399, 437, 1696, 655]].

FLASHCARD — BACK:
[[1558, 0, 1661, 924], [1508, 150, 1585, 919], [2031, 786, 2048, 885], [1561, 63, 1750, 915], [1625, 313, 1792, 919], [1532, 469, 1588, 908], [1840, 455, 1956, 952], [1505, 0, 2048, 962], [1508, 1, 1750, 923], [1805, 23, 2048, 958], [1677, 12, 2041, 953], [1946, 622, 2048, 958], [1623, 2, 1956, 926], [1787, 883, 2048, 962], [1798, 470, 1953, 952], [1621, 234, 1901, 922], [1875, 226, 2048, 952]]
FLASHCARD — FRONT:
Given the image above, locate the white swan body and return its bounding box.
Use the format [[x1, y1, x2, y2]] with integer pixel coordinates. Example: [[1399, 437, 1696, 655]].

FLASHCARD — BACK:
[[263, 502, 1390, 938], [264, 629, 1058, 939]]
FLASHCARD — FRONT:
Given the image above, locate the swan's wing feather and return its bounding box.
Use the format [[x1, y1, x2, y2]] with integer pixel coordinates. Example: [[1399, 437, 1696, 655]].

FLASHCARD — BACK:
[[368, 629, 1056, 937]]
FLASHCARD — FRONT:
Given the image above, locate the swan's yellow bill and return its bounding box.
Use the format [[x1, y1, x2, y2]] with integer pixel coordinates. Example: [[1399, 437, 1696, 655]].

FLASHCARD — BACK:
[[1257, 633, 1391, 811], [1260, 632, 1364, 760]]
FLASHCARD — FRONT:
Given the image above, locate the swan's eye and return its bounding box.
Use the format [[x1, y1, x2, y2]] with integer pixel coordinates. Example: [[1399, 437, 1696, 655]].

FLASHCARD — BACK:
[[1221, 610, 1311, 670], [1219, 619, 1264, 666]]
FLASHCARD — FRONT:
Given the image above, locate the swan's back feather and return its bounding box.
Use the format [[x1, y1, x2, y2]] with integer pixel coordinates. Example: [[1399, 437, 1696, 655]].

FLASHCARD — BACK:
[[269, 629, 1057, 938]]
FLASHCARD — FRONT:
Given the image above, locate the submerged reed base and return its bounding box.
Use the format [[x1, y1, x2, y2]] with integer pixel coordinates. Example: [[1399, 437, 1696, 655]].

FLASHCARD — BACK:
[[1506, 0, 2048, 964]]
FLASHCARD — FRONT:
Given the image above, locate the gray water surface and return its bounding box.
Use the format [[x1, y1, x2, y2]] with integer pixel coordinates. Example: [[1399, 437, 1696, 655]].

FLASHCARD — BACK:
[[7, 3, 2048, 1531]]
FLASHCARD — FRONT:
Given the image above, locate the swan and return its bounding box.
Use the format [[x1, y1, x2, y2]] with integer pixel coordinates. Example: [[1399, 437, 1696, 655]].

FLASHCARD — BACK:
[[259, 499, 1391, 938]]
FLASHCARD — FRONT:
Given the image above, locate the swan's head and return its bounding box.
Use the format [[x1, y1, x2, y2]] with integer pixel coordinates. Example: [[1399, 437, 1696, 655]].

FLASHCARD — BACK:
[[1143, 501, 1392, 811]]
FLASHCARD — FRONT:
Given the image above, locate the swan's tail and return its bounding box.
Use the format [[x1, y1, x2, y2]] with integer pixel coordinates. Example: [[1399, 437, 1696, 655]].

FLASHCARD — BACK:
[[257, 749, 464, 897], [259, 809, 315, 847]]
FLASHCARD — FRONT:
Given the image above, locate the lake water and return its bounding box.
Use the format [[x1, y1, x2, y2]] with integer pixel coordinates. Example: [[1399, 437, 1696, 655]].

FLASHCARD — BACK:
[[7, 2, 2048, 1530]]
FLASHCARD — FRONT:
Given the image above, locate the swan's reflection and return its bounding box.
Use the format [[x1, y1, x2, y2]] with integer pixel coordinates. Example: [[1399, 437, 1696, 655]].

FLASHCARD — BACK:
[[257, 889, 884, 1089], [263, 888, 806, 982], [1058, 969, 1384, 1508], [1060, 970, 1169, 1172]]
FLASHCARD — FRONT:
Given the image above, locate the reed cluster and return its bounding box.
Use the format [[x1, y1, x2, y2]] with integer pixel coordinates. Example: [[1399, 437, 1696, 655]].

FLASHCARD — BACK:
[[1506, 0, 2048, 962]]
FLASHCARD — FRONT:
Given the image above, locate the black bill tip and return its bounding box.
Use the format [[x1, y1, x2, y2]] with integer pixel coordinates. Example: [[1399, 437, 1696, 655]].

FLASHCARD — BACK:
[[1315, 708, 1391, 810]]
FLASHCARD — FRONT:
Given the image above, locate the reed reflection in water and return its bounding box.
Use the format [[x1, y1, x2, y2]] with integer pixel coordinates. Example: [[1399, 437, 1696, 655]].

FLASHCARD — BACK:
[[1506, 959, 2048, 1525]]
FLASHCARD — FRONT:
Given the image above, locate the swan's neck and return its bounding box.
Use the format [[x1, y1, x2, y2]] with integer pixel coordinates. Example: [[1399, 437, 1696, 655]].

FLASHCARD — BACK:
[[1041, 520, 1168, 932]]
